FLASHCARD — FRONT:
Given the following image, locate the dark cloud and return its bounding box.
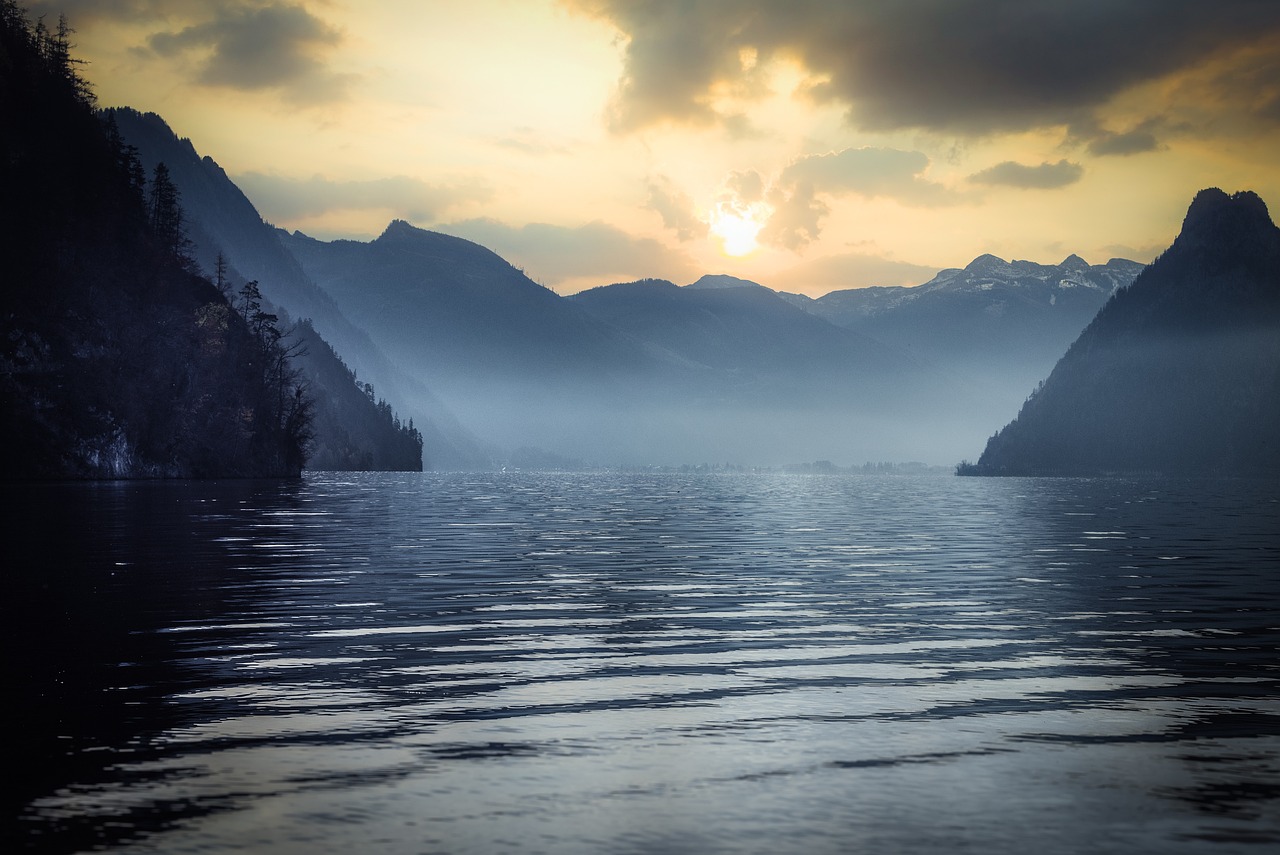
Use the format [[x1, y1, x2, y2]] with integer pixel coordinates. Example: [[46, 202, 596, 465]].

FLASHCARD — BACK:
[[1069, 116, 1166, 156], [567, 0, 1280, 135], [1087, 129, 1161, 157], [233, 173, 491, 223], [588, 1, 770, 132], [35, 1, 354, 103], [968, 159, 1084, 189], [645, 176, 708, 241], [145, 3, 350, 102], [438, 218, 700, 289]]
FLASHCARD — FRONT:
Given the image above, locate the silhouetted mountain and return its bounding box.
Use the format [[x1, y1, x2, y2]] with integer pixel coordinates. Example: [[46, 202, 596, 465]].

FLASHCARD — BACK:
[[281, 223, 704, 461], [782, 254, 1144, 396], [283, 226, 974, 464], [685, 274, 772, 292], [1, 6, 307, 478], [282, 221, 647, 383], [964, 189, 1280, 476], [568, 277, 912, 397], [109, 108, 489, 469]]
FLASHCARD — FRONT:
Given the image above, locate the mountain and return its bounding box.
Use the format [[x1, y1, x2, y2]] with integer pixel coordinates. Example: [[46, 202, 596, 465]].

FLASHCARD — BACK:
[[283, 224, 728, 462], [1, 9, 306, 478], [284, 226, 976, 464], [281, 221, 651, 388], [568, 276, 915, 397], [108, 109, 489, 469], [782, 254, 1145, 399], [963, 189, 1280, 476]]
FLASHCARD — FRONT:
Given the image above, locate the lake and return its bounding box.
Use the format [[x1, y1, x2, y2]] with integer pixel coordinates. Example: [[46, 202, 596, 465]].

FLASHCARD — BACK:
[[6, 471, 1280, 853]]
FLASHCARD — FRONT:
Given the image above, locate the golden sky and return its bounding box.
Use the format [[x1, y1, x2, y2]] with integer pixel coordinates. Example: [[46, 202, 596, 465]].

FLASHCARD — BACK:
[[44, 0, 1280, 295]]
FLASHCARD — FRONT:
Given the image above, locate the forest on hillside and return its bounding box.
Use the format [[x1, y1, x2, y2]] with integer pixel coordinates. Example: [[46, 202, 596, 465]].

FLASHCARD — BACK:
[[0, 4, 306, 477]]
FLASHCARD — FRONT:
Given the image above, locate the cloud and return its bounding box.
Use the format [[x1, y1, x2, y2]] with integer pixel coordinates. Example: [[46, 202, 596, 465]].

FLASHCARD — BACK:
[[968, 159, 1084, 189], [726, 170, 765, 204], [1068, 116, 1166, 156], [438, 218, 700, 291], [1087, 129, 1161, 157], [758, 147, 961, 251], [44, 0, 356, 103], [780, 147, 958, 205], [758, 181, 827, 252], [585, 1, 771, 132], [645, 175, 708, 241], [233, 172, 492, 223], [566, 1, 1280, 135], [770, 251, 940, 297]]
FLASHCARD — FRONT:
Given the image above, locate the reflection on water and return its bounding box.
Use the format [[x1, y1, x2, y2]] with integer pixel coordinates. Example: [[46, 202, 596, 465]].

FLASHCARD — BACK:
[[6, 473, 1280, 853]]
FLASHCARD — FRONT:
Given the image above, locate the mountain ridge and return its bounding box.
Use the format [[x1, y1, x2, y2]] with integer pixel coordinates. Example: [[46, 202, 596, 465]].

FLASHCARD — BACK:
[[110, 108, 491, 469], [964, 188, 1280, 476]]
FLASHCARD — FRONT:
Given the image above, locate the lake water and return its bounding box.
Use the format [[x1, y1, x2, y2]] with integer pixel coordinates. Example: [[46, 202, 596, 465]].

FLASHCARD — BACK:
[[6, 471, 1280, 854]]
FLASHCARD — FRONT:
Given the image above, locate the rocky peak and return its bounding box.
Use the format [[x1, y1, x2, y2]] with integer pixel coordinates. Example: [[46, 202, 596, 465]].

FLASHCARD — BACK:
[[1172, 188, 1276, 259]]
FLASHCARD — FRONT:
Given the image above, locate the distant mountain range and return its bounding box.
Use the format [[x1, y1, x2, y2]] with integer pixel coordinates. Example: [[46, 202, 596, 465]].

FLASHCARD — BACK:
[[280, 220, 979, 464], [964, 188, 1280, 476], [112, 112, 1162, 469], [782, 254, 1144, 398], [274, 222, 1145, 466]]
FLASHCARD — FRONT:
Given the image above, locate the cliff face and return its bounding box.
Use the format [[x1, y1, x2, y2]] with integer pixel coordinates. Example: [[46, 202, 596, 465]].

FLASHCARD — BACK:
[[965, 189, 1280, 477]]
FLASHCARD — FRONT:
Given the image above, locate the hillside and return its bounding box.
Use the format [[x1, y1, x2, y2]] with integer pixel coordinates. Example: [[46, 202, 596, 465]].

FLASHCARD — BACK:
[[281, 221, 650, 386], [0, 7, 307, 478], [963, 189, 1280, 476], [291, 320, 423, 471], [110, 109, 489, 469]]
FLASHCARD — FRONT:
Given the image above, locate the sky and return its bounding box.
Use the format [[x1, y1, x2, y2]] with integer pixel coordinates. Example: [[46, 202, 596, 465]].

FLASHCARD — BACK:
[[40, 0, 1280, 296]]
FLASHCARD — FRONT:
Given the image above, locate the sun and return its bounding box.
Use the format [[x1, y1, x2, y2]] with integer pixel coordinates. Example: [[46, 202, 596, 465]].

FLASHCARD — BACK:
[[709, 202, 769, 256]]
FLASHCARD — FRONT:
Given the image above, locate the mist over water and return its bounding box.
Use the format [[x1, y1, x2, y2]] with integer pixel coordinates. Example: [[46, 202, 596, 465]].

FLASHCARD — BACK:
[[8, 472, 1280, 854]]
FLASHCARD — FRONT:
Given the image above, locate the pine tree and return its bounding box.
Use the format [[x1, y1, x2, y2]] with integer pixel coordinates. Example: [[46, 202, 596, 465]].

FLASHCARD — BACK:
[[147, 162, 192, 264]]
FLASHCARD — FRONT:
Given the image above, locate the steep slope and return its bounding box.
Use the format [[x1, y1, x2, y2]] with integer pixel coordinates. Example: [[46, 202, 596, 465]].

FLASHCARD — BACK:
[[109, 109, 489, 469], [965, 189, 1280, 476], [291, 320, 423, 471], [1, 9, 306, 478]]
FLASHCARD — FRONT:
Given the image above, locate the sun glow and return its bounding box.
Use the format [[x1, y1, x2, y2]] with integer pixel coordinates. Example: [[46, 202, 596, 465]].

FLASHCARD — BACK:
[[709, 201, 770, 256]]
